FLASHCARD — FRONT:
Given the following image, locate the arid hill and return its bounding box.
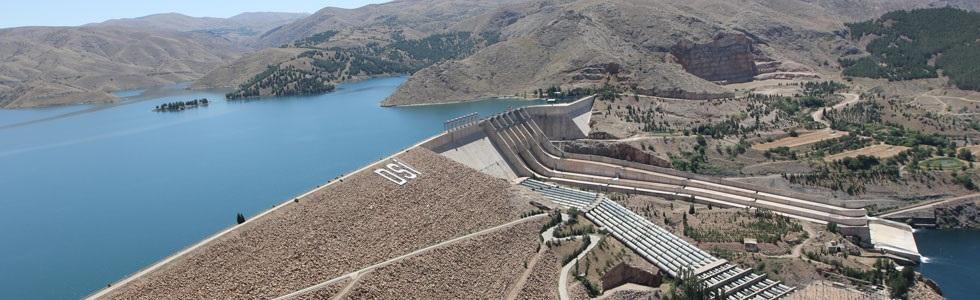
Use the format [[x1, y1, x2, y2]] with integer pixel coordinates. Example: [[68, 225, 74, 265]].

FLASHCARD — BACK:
[[0, 11, 307, 108], [86, 12, 308, 44], [202, 0, 976, 105], [0, 27, 244, 108], [252, 0, 529, 48], [382, 0, 971, 106], [5, 0, 978, 108]]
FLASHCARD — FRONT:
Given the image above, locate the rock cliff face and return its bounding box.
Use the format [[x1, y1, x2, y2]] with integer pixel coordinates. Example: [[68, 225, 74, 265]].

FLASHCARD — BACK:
[[935, 201, 980, 229], [561, 140, 671, 168], [671, 33, 758, 84], [600, 261, 661, 291]]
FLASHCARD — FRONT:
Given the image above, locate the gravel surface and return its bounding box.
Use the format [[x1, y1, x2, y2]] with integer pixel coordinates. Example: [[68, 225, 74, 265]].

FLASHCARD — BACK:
[[102, 148, 538, 299], [344, 218, 545, 299], [293, 278, 350, 300], [515, 240, 584, 300]]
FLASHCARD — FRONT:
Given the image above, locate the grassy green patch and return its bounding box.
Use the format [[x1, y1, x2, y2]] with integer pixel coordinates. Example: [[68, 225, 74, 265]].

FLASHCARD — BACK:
[[919, 157, 965, 170]]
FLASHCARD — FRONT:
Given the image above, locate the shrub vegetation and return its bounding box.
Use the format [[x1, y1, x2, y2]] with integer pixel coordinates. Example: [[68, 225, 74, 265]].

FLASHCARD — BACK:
[[842, 8, 980, 91]]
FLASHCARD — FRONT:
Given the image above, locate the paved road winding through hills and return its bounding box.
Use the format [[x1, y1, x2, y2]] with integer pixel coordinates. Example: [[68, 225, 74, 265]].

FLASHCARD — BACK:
[[879, 193, 980, 219], [558, 234, 601, 300]]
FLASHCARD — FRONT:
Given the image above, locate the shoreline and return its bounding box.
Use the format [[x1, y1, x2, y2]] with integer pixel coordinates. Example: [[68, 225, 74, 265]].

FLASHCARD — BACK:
[[83, 92, 570, 299], [84, 127, 452, 299]]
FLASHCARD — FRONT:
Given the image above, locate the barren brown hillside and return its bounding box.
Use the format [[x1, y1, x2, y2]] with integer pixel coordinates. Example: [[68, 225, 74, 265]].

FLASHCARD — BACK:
[[86, 12, 308, 44], [0, 27, 244, 108], [382, 0, 962, 106], [202, 0, 975, 106]]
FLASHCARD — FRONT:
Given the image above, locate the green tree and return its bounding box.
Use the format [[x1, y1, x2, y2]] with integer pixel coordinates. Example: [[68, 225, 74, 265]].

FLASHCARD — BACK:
[[958, 148, 976, 162], [663, 269, 722, 300], [827, 222, 838, 233]]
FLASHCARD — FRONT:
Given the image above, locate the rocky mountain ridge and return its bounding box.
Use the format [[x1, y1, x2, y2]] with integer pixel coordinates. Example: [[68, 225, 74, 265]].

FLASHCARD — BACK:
[[204, 0, 980, 106]]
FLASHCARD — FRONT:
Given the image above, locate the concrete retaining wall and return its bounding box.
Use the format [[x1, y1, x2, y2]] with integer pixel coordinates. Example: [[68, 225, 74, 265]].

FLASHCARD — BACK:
[[493, 110, 867, 226], [424, 95, 867, 226], [524, 96, 594, 140]]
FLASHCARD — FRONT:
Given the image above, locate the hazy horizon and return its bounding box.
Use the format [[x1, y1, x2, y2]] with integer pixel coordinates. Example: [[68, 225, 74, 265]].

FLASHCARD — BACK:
[[0, 0, 389, 29]]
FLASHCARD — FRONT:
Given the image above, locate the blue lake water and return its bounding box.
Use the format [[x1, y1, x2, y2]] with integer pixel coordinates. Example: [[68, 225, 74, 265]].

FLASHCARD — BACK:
[[915, 229, 980, 300], [0, 76, 543, 299]]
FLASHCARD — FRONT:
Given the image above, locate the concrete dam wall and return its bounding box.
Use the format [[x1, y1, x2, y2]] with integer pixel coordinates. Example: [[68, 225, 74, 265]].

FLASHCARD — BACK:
[[423, 95, 919, 262], [423, 96, 868, 226]]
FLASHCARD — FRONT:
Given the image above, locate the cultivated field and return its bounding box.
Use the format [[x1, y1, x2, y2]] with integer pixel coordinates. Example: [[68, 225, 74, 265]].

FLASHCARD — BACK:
[[99, 148, 539, 299], [727, 79, 804, 97], [823, 144, 910, 162], [752, 129, 847, 150]]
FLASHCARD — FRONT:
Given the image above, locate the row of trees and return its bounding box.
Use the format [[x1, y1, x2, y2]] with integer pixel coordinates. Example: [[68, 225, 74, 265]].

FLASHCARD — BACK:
[[533, 84, 621, 101], [153, 98, 209, 112]]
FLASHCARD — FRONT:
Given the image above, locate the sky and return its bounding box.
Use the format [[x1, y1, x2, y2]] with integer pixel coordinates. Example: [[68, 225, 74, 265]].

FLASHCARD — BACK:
[[0, 0, 390, 28]]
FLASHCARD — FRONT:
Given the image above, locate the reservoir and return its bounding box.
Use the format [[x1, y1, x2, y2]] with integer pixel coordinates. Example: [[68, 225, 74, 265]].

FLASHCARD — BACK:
[[0, 77, 542, 299], [915, 229, 980, 300]]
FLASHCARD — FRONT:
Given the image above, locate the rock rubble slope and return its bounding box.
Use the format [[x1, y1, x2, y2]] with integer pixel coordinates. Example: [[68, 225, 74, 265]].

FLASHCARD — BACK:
[[100, 148, 539, 299]]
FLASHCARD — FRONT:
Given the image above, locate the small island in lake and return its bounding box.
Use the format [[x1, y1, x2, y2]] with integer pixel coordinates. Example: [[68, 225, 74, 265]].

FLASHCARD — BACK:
[[153, 98, 209, 112]]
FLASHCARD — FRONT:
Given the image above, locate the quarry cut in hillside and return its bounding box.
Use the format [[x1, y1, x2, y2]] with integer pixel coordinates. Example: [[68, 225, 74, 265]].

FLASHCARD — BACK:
[[671, 33, 759, 84]]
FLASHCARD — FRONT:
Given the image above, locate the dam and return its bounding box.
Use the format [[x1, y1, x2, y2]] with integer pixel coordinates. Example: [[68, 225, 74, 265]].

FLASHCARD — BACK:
[[427, 96, 920, 261], [88, 95, 920, 299]]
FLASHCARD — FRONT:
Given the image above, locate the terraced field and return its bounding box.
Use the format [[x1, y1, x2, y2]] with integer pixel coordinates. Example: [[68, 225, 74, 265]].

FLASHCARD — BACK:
[[823, 144, 909, 162], [752, 130, 848, 150]]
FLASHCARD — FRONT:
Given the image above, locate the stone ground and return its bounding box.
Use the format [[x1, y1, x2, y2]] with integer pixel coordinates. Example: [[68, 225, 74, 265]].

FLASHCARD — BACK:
[[342, 218, 545, 299], [514, 239, 584, 300], [568, 281, 592, 300], [786, 281, 887, 300], [101, 148, 540, 299], [907, 280, 944, 300], [292, 278, 350, 300], [597, 287, 659, 300]]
